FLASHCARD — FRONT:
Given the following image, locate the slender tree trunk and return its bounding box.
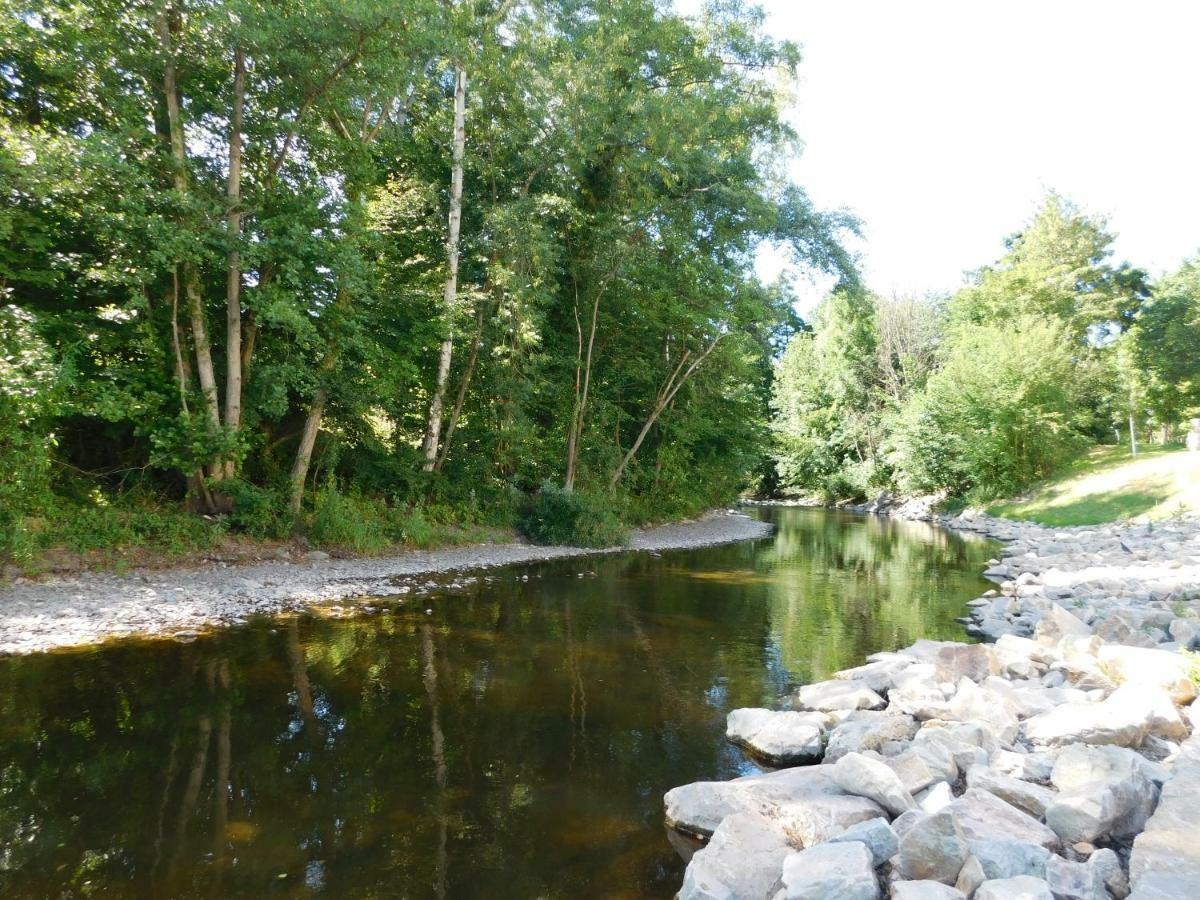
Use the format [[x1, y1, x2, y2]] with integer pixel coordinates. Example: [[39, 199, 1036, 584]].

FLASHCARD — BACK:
[[222, 49, 246, 479], [608, 335, 720, 489], [289, 385, 329, 515], [433, 302, 484, 472], [422, 67, 467, 472], [565, 283, 602, 491], [158, 10, 222, 459]]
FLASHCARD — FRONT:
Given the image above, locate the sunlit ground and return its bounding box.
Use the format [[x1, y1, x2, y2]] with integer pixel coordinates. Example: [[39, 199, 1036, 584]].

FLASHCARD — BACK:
[[989, 445, 1200, 526]]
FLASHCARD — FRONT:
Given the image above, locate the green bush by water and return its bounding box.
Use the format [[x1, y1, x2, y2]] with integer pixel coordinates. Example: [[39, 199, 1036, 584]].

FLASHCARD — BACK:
[[519, 482, 628, 548]]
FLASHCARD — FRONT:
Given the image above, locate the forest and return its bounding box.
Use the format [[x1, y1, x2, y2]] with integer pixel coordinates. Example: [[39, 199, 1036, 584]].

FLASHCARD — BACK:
[[772, 194, 1200, 505], [4, 1, 1199, 567], [0, 0, 856, 561]]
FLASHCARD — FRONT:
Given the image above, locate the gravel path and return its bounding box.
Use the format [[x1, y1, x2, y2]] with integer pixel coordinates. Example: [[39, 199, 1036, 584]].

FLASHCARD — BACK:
[[0, 510, 773, 655]]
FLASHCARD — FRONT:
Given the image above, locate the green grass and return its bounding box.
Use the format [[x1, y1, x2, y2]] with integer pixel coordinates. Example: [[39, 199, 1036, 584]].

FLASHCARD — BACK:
[[988, 444, 1200, 526]]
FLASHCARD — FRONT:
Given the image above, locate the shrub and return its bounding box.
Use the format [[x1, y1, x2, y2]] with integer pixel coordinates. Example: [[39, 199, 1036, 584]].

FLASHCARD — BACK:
[[307, 484, 390, 553], [219, 479, 291, 539], [518, 481, 627, 547]]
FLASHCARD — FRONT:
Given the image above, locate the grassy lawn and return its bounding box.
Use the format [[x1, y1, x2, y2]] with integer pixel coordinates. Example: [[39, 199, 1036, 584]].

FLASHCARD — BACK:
[[988, 444, 1200, 526]]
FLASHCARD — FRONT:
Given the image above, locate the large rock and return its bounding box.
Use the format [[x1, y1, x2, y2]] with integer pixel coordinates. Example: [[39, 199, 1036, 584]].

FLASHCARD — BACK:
[[825, 712, 919, 763], [898, 812, 969, 885], [966, 766, 1056, 819], [1095, 644, 1198, 704], [835, 656, 914, 694], [1128, 738, 1200, 898], [889, 743, 958, 795], [912, 727, 990, 772], [835, 753, 917, 817], [1044, 744, 1160, 843], [945, 789, 1060, 850], [1023, 685, 1154, 748], [890, 882, 965, 900], [829, 817, 898, 868], [665, 766, 884, 845], [780, 841, 880, 900], [943, 678, 1019, 744], [797, 679, 886, 712], [934, 643, 1001, 684], [1034, 605, 1091, 643], [726, 708, 826, 765], [680, 811, 792, 900], [974, 876, 1053, 900]]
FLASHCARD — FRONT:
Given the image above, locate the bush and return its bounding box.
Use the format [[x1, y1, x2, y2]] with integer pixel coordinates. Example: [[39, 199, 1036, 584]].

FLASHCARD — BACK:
[[52, 500, 221, 555], [518, 481, 628, 547], [307, 484, 390, 553], [219, 479, 291, 539]]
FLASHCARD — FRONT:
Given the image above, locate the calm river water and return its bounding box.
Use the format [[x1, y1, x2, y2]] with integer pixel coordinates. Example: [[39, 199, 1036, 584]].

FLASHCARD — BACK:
[[0, 507, 993, 899]]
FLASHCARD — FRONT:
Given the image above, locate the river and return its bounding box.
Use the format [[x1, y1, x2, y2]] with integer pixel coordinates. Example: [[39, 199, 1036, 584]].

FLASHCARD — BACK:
[[0, 507, 994, 898]]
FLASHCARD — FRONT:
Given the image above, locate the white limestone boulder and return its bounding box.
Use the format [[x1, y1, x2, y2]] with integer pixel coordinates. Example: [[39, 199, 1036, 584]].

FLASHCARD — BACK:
[[780, 841, 880, 900], [897, 812, 969, 885], [664, 765, 885, 845], [834, 752, 918, 817], [680, 811, 792, 900], [726, 708, 827, 765], [797, 679, 886, 712]]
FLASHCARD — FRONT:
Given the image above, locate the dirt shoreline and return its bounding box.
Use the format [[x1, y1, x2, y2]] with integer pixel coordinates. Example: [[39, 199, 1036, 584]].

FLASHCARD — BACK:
[[0, 510, 773, 656]]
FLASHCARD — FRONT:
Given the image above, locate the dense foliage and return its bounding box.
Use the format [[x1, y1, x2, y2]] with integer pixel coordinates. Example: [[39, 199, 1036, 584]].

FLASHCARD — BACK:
[[0, 0, 855, 559], [773, 195, 1200, 503]]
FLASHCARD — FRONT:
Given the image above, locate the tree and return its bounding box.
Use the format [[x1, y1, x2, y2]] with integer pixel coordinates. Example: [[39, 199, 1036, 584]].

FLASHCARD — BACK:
[[950, 193, 1148, 343]]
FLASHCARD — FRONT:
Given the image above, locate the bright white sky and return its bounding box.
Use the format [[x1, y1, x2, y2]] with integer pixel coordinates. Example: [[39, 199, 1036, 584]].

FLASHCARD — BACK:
[[677, 1, 1200, 309]]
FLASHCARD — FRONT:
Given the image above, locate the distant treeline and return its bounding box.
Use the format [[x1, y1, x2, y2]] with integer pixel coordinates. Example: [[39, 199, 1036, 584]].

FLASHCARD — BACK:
[[771, 194, 1200, 503]]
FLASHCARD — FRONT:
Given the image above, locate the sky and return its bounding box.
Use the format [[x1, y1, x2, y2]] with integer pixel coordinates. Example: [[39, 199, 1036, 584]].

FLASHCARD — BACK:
[[678, 1, 1200, 308]]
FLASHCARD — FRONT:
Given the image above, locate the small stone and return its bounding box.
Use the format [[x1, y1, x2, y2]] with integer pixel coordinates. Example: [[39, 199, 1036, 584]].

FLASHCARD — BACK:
[[915, 781, 953, 814], [1086, 848, 1128, 899], [1044, 854, 1106, 900]]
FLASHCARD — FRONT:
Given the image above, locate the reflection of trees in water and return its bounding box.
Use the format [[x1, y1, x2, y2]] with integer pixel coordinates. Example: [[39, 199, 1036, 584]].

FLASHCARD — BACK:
[[0, 512, 988, 897], [757, 509, 994, 681]]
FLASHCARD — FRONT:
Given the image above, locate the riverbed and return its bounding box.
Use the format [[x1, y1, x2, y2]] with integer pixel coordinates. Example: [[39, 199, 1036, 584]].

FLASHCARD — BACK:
[[0, 507, 994, 898]]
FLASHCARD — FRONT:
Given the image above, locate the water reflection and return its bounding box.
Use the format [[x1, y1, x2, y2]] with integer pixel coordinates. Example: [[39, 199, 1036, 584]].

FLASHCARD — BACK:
[[0, 508, 992, 898]]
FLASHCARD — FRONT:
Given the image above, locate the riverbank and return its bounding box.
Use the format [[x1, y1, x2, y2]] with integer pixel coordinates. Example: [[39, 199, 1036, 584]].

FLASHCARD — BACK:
[[667, 507, 1200, 899], [0, 510, 772, 656]]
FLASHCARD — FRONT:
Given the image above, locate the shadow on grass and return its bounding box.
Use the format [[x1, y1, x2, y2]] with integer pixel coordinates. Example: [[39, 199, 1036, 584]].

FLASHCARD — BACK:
[[991, 476, 1174, 527]]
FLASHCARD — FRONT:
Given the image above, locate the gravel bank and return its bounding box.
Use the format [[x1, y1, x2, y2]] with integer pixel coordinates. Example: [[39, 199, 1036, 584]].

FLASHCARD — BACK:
[[0, 510, 772, 655], [669, 507, 1200, 900]]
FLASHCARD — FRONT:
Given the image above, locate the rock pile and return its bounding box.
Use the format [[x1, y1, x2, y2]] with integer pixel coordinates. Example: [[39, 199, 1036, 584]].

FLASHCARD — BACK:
[[666, 512, 1200, 900]]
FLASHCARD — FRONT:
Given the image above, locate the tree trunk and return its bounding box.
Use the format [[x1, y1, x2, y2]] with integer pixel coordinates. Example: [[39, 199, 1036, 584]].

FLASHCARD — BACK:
[[157, 9, 222, 462], [565, 284, 602, 491], [222, 49, 246, 479], [288, 385, 328, 515], [433, 301, 484, 472], [608, 335, 720, 489], [422, 67, 467, 472]]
